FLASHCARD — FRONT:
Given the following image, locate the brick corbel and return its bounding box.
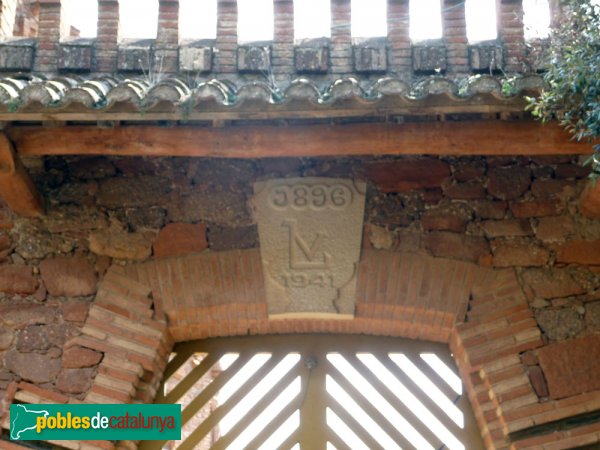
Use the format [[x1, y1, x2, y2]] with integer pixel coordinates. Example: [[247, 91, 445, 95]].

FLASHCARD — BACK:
[[0, 133, 43, 217]]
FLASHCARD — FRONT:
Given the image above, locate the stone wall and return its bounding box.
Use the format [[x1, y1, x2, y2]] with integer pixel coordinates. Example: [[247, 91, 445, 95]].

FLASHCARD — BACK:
[[0, 154, 599, 449]]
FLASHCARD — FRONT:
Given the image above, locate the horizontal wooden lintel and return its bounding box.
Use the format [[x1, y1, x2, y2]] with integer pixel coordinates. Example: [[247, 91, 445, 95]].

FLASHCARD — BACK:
[[7, 120, 590, 158]]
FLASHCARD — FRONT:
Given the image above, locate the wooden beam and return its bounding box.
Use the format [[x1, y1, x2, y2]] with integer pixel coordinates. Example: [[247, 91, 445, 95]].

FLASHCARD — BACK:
[[7, 120, 590, 158], [0, 133, 43, 217]]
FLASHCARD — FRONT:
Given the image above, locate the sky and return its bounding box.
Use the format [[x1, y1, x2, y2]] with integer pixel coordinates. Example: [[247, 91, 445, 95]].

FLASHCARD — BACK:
[[66, 0, 551, 42]]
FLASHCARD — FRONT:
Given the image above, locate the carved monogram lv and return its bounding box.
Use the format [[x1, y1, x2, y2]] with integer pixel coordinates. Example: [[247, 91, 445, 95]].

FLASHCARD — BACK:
[[282, 219, 331, 270]]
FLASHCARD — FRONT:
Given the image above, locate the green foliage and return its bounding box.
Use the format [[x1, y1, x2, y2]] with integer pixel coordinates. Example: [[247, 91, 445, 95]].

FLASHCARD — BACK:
[[501, 76, 519, 97], [527, 0, 600, 175]]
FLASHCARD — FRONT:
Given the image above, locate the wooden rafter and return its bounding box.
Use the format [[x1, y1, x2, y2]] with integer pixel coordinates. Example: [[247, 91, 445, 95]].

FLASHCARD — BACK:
[[0, 133, 43, 217], [7, 120, 590, 158]]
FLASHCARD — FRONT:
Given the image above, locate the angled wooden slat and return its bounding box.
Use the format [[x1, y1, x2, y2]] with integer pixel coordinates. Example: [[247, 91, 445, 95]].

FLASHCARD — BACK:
[[245, 404, 302, 449], [414, 353, 463, 401], [327, 362, 413, 449], [380, 353, 463, 428], [276, 428, 301, 450], [414, 353, 462, 397], [327, 430, 353, 450], [179, 352, 287, 450], [390, 352, 461, 402], [210, 368, 301, 450], [342, 353, 440, 448], [181, 351, 254, 425], [159, 350, 192, 387], [162, 352, 220, 404], [328, 402, 382, 449]]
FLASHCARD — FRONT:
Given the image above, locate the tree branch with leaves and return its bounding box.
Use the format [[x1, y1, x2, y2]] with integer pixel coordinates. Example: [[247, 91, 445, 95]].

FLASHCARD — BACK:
[[527, 0, 600, 177]]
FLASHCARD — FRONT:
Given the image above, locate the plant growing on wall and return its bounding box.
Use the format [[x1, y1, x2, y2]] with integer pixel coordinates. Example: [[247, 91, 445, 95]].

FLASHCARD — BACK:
[[527, 0, 600, 177]]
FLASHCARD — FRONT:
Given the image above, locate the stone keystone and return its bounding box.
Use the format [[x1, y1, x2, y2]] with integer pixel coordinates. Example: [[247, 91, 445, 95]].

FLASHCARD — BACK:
[[253, 177, 366, 317]]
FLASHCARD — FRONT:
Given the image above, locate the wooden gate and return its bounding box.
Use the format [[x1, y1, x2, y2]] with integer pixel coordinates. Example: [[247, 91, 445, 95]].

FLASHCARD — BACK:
[[141, 334, 484, 450]]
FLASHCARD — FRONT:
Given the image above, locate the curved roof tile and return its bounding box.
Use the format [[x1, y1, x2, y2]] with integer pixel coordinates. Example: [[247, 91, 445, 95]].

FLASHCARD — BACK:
[[0, 74, 543, 119]]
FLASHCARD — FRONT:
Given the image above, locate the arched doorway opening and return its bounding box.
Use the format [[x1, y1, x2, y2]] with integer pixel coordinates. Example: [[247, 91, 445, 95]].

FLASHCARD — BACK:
[[143, 335, 484, 450]]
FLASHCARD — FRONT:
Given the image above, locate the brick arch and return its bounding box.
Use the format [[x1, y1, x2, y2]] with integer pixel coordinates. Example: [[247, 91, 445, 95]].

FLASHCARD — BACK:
[[12, 249, 599, 450], [104, 248, 543, 449], [118, 249, 494, 343]]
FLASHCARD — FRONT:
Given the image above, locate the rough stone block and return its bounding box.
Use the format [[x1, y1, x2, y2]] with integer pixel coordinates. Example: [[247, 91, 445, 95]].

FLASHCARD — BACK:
[[13, 325, 42, 353], [469, 43, 504, 72], [487, 166, 531, 200], [237, 45, 271, 72], [444, 180, 486, 199], [4, 350, 61, 383], [167, 189, 251, 226], [510, 199, 563, 218], [117, 40, 155, 72], [207, 225, 258, 251], [534, 216, 573, 241], [424, 231, 490, 263], [538, 334, 600, 398], [554, 163, 590, 179], [179, 45, 213, 72], [0, 264, 37, 295], [353, 44, 387, 73], [39, 255, 98, 297], [98, 176, 171, 208], [59, 39, 94, 71], [62, 300, 90, 323], [0, 328, 13, 350], [0, 303, 59, 327], [530, 179, 574, 197], [491, 238, 549, 267], [473, 200, 508, 219], [527, 366, 549, 398], [89, 228, 153, 261], [580, 181, 600, 219], [365, 158, 450, 193], [295, 45, 329, 73], [521, 268, 586, 299], [412, 43, 447, 73], [586, 302, 600, 331], [0, 38, 35, 71], [453, 160, 486, 181], [56, 368, 95, 395], [481, 219, 533, 238], [555, 240, 600, 265], [421, 203, 472, 233], [153, 223, 208, 258], [62, 346, 103, 368], [536, 308, 584, 342]]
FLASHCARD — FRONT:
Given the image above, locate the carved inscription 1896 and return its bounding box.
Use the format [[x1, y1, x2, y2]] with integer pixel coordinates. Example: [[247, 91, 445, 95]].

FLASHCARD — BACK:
[[253, 178, 366, 317]]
